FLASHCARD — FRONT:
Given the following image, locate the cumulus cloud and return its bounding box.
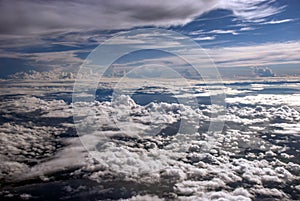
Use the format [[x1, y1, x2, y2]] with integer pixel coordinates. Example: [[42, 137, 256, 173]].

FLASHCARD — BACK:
[[226, 94, 300, 107], [0, 95, 75, 181], [119, 195, 164, 201], [1, 81, 300, 200]]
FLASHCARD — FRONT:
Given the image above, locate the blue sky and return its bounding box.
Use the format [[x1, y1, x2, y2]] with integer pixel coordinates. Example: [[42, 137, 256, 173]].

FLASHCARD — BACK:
[[179, 0, 299, 46], [0, 0, 299, 77]]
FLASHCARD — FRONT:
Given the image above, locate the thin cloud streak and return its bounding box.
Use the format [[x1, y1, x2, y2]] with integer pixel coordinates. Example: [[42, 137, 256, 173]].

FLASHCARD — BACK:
[[208, 29, 239, 35], [262, 18, 295, 24], [194, 36, 216, 41], [207, 41, 300, 67], [93, 40, 300, 69]]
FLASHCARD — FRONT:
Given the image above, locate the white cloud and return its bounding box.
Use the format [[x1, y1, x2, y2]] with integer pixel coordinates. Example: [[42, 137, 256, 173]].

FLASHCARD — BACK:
[[209, 29, 239, 35], [0, 48, 85, 72], [252, 188, 287, 198], [226, 94, 300, 107], [119, 195, 164, 201], [140, 40, 300, 69], [0, 0, 291, 75], [96, 33, 300, 70], [206, 41, 300, 67], [262, 18, 295, 24], [192, 36, 216, 41], [216, 0, 286, 22], [188, 30, 205, 36], [0, 83, 299, 200], [177, 187, 252, 201], [240, 27, 255, 31], [271, 123, 300, 135]]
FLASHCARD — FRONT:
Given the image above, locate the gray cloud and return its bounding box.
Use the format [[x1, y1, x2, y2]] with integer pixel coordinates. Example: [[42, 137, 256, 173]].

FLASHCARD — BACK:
[[0, 0, 284, 36], [0, 0, 290, 76], [0, 0, 218, 35]]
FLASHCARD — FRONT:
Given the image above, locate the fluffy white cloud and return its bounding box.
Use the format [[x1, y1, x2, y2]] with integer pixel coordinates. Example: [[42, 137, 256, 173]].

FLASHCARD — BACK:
[[1, 80, 299, 200], [226, 94, 300, 107], [119, 195, 164, 201], [0, 96, 75, 181]]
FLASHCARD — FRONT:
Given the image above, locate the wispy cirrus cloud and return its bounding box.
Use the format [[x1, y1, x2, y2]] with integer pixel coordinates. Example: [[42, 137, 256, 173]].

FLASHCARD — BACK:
[[0, 48, 85, 71], [92, 33, 300, 70], [0, 0, 296, 77], [239, 27, 256, 31], [207, 41, 300, 67], [216, 0, 286, 22], [262, 18, 296, 25], [2, 31, 300, 73]]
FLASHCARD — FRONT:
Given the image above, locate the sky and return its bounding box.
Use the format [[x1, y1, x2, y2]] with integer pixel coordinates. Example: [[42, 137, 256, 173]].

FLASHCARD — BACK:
[[0, 0, 299, 77]]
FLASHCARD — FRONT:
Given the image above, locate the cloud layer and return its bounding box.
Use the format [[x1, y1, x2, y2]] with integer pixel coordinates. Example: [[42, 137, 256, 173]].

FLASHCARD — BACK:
[[0, 0, 218, 35], [0, 79, 300, 200], [0, 0, 284, 35]]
